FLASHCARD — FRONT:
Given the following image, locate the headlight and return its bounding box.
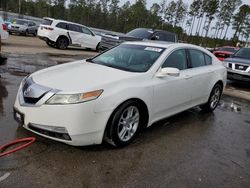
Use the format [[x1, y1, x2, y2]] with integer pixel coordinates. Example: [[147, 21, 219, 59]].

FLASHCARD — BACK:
[[46, 90, 103, 105]]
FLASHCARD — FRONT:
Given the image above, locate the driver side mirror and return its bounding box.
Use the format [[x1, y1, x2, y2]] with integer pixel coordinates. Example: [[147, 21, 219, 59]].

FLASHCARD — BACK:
[[156, 67, 180, 78]]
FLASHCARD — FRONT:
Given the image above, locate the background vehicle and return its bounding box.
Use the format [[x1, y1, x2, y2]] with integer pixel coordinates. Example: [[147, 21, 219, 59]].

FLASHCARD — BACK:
[[224, 47, 250, 82], [213, 46, 239, 61], [0, 16, 9, 40], [38, 17, 101, 50], [8, 19, 38, 36], [100, 28, 177, 51], [14, 42, 226, 147]]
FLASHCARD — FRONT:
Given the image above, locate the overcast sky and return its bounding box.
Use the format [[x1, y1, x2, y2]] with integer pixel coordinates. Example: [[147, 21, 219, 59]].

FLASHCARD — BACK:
[[119, 0, 250, 39]]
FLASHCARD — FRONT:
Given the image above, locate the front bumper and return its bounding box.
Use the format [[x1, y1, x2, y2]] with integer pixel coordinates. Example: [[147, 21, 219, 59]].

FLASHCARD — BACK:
[[9, 28, 26, 34], [14, 89, 112, 146], [227, 69, 250, 82]]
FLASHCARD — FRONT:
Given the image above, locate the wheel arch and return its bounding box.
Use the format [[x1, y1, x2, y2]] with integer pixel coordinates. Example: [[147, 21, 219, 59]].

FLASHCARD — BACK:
[[104, 98, 149, 140]]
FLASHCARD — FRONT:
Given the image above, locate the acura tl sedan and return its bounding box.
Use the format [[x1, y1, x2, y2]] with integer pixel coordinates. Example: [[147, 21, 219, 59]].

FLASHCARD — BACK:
[[14, 42, 227, 147]]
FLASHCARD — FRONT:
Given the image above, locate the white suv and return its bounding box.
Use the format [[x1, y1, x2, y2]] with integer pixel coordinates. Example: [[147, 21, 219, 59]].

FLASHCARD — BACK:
[[38, 18, 101, 50], [0, 16, 9, 40]]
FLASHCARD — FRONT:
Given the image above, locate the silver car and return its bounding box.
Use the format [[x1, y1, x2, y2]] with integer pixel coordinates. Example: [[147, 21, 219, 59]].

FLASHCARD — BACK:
[[8, 19, 38, 36], [224, 47, 250, 82]]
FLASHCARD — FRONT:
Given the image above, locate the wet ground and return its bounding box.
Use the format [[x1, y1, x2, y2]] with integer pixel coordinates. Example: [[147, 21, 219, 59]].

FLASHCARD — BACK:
[[0, 51, 249, 187]]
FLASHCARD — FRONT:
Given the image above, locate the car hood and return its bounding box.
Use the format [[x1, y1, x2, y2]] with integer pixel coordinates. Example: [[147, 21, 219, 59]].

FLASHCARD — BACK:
[[224, 57, 250, 65], [31, 60, 137, 93], [103, 33, 142, 41]]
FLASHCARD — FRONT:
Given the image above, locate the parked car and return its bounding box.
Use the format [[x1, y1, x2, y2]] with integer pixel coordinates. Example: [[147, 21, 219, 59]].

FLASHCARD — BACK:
[[8, 19, 38, 36], [213, 46, 239, 61], [224, 47, 250, 82], [100, 28, 177, 51], [14, 42, 226, 147], [0, 16, 9, 40], [38, 18, 101, 50]]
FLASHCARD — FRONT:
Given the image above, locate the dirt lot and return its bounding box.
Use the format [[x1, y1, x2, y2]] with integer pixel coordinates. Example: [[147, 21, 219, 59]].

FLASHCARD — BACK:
[[2, 35, 97, 56], [0, 35, 250, 187]]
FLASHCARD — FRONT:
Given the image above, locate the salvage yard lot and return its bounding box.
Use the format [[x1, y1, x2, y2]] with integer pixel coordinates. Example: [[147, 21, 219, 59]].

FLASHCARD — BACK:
[[0, 35, 250, 187]]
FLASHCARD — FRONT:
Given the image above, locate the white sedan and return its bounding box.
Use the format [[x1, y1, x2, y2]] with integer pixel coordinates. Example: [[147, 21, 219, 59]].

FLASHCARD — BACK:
[[14, 42, 227, 147]]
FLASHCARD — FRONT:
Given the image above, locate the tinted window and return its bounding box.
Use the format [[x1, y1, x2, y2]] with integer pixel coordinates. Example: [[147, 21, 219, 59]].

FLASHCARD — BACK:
[[189, 49, 206, 68], [218, 47, 237, 53], [162, 49, 187, 70], [56, 22, 67, 30], [91, 44, 165, 72], [42, 19, 53, 25], [81, 26, 92, 35], [204, 54, 212, 65], [68, 24, 81, 32], [154, 32, 176, 42], [233, 48, 250, 60], [127, 28, 153, 39]]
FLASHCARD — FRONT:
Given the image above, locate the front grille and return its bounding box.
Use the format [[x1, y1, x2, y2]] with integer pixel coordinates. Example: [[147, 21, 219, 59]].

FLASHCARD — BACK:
[[235, 64, 248, 71], [28, 124, 72, 141]]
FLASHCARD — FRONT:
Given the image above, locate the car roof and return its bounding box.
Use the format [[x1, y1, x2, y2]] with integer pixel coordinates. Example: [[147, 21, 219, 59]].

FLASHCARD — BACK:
[[124, 41, 202, 49], [132, 28, 176, 35]]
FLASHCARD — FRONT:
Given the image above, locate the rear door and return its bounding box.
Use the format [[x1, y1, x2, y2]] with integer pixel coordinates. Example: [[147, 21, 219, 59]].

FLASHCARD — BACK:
[[186, 49, 214, 105]]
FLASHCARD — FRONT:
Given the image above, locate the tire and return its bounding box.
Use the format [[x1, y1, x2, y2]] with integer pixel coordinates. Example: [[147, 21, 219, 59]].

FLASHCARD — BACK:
[[25, 30, 29, 36], [200, 83, 222, 112], [33, 31, 37, 36], [56, 37, 69, 50], [9, 31, 12, 35], [105, 101, 142, 147]]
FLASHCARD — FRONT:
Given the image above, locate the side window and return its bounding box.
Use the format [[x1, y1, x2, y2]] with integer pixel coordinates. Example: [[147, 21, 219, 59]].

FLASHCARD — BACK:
[[162, 49, 187, 70], [56, 22, 67, 30], [81, 26, 92, 35], [204, 54, 212, 65], [156, 32, 175, 42], [189, 49, 206, 68], [68, 24, 81, 32]]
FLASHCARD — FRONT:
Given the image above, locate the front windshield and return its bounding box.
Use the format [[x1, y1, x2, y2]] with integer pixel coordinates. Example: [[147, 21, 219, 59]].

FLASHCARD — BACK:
[[14, 20, 29, 26], [127, 28, 153, 39], [233, 48, 250, 59], [219, 47, 237, 53], [91, 44, 165, 72]]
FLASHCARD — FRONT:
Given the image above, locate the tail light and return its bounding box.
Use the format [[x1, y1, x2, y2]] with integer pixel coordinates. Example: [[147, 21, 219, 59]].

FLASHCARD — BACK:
[[2, 24, 7, 31], [43, 26, 54, 31]]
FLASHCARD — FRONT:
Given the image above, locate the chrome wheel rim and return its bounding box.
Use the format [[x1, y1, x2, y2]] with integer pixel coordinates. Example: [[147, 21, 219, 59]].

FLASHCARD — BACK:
[[210, 87, 221, 109], [117, 106, 140, 142]]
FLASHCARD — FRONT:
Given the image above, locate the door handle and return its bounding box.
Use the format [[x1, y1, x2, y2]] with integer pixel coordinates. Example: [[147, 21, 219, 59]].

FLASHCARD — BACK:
[[184, 75, 192, 80]]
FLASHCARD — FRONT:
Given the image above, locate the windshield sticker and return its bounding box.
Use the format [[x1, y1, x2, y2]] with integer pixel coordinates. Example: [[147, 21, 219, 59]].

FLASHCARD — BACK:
[[145, 47, 163, 52]]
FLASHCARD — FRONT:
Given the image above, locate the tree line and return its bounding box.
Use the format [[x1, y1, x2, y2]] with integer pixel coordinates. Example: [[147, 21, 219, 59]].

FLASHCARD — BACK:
[[0, 0, 249, 47]]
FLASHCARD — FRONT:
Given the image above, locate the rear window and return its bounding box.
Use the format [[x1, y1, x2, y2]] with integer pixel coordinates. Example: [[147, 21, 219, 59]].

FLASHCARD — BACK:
[[42, 19, 53, 25], [56, 22, 67, 30]]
